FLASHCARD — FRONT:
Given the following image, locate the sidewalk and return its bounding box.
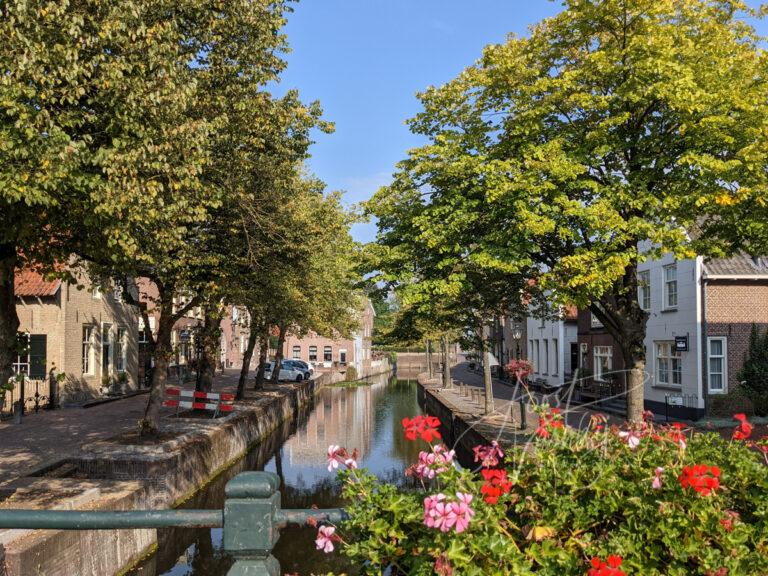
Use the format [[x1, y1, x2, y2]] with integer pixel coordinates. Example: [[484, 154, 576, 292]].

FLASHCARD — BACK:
[[0, 369, 244, 482], [450, 362, 623, 431]]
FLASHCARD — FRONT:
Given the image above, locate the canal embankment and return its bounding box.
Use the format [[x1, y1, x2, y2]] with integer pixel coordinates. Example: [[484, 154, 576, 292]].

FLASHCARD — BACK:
[[417, 373, 536, 461], [0, 367, 373, 576]]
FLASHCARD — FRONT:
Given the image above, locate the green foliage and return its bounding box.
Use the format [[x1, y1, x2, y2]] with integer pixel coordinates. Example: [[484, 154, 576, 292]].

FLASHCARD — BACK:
[[343, 365, 358, 382], [332, 415, 768, 575], [738, 324, 768, 416]]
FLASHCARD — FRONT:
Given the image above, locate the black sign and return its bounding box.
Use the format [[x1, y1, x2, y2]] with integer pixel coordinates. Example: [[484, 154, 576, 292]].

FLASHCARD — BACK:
[[675, 336, 688, 352]]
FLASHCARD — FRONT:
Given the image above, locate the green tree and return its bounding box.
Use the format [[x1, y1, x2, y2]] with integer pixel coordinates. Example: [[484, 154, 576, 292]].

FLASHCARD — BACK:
[[738, 324, 768, 415], [376, 0, 768, 421], [0, 0, 211, 392]]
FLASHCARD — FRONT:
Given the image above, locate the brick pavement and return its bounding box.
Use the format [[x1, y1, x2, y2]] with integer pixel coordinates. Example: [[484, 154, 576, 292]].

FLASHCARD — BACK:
[[0, 369, 245, 482]]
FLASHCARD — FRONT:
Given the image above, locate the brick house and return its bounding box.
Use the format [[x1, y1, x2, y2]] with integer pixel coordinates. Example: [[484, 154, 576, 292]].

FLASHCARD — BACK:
[[136, 278, 203, 384], [283, 300, 375, 377], [219, 305, 258, 370], [14, 268, 139, 403], [574, 253, 768, 419]]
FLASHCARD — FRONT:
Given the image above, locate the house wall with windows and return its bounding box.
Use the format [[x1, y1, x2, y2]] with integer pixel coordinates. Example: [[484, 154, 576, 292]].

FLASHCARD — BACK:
[[15, 269, 139, 403], [526, 305, 578, 388], [219, 305, 257, 370], [282, 300, 376, 377], [576, 309, 626, 385], [703, 257, 768, 409], [638, 255, 704, 417]]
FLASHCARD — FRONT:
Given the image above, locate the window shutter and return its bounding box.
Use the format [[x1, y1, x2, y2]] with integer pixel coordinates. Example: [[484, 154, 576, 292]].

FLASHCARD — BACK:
[[29, 335, 47, 379]]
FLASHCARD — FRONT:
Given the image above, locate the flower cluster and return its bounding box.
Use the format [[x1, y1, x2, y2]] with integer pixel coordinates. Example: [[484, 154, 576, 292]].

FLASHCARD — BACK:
[[679, 464, 721, 496], [664, 422, 688, 450], [732, 413, 753, 441], [423, 492, 475, 533], [408, 444, 456, 480], [505, 359, 533, 382], [472, 441, 504, 468], [326, 445, 358, 472], [402, 415, 442, 442], [588, 555, 626, 576], [536, 407, 564, 438], [480, 469, 512, 504]]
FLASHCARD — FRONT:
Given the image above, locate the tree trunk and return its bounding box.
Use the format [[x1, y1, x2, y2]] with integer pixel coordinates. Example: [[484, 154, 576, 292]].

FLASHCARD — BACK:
[[196, 306, 222, 394], [270, 323, 287, 385], [142, 315, 173, 435], [236, 319, 259, 400], [253, 325, 270, 390], [482, 339, 494, 415], [441, 337, 451, 388], [0, 245, 19, 398], [623, 346, 646, 423]]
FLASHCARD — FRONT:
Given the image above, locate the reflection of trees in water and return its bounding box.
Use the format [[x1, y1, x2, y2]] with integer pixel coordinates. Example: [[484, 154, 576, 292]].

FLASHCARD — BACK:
[[129, 372, 424, 576]]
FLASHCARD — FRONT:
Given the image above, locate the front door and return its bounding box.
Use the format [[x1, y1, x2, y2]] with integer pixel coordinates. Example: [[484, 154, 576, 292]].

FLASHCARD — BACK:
[[570, 343, 579, 375]]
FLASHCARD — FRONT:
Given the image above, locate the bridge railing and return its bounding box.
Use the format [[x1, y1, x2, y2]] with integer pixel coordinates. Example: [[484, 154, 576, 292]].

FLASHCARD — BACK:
[[0, 471, 346, 576]]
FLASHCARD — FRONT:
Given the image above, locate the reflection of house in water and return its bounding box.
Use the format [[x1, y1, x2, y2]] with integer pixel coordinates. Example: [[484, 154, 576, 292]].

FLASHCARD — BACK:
[[284, 379, 389, 466]]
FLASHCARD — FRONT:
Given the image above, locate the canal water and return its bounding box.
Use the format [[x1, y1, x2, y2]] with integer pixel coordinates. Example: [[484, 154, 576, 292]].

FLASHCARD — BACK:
[[128, 373, 423, 576]]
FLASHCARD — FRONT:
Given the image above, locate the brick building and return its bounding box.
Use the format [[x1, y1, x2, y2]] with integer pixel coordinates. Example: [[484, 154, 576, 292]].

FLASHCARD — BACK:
[[219, 305, 257, 370], [14, 268, 139, 403], [283, 300, 375, 377]]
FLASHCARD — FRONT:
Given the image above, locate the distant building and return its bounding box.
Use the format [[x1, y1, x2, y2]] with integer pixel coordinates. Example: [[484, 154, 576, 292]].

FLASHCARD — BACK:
[[526, 303, 578, 388], [283, 300, 375, 377], [219, 305, 257, 370], [14, 268, 139, 402]]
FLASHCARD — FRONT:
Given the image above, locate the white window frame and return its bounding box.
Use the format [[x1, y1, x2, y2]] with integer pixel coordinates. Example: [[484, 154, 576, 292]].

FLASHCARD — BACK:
[[638, 270, 651, 310], [13, 333, 30, 375], [116, 327, 127, 372], [82, 326, 95, 375], [593, 346, 613, 382], [309, 345, 318, 362], [534, 340, 540, 374], [542, 340, 549, 374], [323, 345, 333, 363], [707, 337, 728, 394], [655, 341, 682, 387], [292, 345, 301, 359], [552, 338, 559, 375], [663, 265, 678, 309], [339, 348, 348, 364]]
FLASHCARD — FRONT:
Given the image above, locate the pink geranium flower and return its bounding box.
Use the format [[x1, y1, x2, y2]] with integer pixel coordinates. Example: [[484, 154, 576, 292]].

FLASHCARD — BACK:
[[652, 467, 664, 490], [618, 430, 641, 450], [472, 441, 504, 468], [315, 525, 336, 553], [326, 445, 341, 472], [411, 444, 455, 479], [423, 492, 474, 533]]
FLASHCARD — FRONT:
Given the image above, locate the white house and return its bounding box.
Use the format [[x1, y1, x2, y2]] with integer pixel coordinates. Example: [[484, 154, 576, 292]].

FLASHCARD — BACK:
[[526, 304, 578, 388]]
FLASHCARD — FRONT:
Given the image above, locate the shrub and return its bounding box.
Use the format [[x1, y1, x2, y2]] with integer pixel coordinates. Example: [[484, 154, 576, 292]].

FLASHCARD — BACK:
[[320, 411, 768, 575], [738, 324, 768, 416], [344, 365, 358, 382]]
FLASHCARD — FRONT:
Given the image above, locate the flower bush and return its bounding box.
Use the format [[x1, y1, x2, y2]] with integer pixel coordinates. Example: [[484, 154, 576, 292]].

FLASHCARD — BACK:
[[318, 411, 768, 575]]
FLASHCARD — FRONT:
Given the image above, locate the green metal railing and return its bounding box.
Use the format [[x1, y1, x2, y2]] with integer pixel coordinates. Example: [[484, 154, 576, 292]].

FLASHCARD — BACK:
[[0, 471, 347, 576]]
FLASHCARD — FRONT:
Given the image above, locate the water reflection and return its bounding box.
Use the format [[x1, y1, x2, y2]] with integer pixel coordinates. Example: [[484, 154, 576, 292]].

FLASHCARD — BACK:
[[128, 373, 421, 576]]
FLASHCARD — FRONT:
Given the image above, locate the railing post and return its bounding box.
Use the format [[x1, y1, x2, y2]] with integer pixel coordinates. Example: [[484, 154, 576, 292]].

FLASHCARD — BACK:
[[223, 471, 281, 576]]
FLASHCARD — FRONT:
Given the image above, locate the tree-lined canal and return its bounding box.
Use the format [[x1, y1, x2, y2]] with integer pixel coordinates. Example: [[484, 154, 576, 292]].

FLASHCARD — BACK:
[[128, 373, 422, 575]]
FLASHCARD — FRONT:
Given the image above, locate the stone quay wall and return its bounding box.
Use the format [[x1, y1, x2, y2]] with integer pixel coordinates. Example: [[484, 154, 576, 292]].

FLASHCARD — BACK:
[[0, 374, 334, 576]]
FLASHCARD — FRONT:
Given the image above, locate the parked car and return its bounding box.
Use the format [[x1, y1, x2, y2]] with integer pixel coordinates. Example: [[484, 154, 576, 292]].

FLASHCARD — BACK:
[[263, 361, 304, 382], [286, 359, 313, 377]]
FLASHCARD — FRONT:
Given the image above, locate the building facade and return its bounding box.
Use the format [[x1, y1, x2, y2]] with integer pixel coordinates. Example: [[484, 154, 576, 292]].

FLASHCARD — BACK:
[[283, 300, 376, 377], [219, 305, 258, 370], [14, 269, 139, 403], [526, 304, 578, 388]]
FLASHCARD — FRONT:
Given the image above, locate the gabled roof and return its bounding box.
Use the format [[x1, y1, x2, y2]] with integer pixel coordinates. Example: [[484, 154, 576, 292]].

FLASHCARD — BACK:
[[15, 270, 61, 297], [704, 253, 768, 278]]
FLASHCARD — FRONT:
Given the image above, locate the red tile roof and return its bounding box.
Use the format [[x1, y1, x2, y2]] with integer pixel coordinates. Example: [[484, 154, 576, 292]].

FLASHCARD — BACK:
[[15, 270, 61, 297], [563, 304, 578, 321]]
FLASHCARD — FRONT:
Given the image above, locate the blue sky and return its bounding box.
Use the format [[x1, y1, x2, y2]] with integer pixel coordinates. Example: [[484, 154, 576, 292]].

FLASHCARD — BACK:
[[274, 1, 767, 243]]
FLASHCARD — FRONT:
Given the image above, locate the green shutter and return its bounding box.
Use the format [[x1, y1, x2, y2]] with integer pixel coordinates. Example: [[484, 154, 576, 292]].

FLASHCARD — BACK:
[[28, 335, 47, 379]]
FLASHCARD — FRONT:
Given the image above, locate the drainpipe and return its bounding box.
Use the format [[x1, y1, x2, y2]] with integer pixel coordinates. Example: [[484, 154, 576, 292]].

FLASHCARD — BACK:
[[700, 273, 708, 416]]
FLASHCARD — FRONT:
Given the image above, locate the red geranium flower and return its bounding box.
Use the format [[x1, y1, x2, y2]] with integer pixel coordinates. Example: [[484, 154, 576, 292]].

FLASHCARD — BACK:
[[732, 413, 753, 441], [588, 555, 625, 576], [536, 408, 564, 438], [678, 464, 721, 496], [402, 415, 442, 443], [480, 469, 512, 504]]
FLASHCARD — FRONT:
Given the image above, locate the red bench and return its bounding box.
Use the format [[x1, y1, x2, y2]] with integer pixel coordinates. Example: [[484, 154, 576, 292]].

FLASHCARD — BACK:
[[163, 387, 235, 418]]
